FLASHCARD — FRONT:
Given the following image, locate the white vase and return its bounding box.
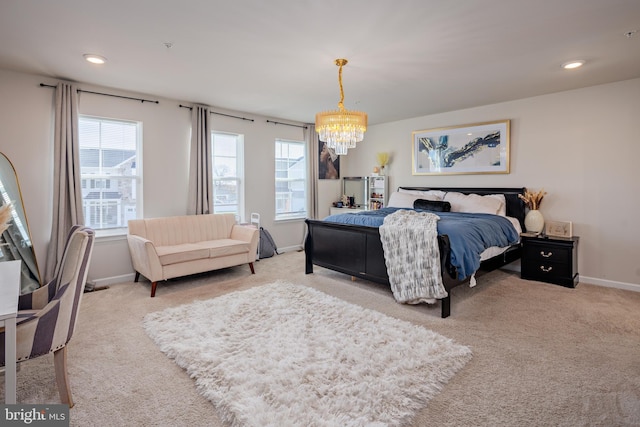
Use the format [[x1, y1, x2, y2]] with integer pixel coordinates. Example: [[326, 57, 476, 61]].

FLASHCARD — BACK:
[[525, 209, 545, 233]]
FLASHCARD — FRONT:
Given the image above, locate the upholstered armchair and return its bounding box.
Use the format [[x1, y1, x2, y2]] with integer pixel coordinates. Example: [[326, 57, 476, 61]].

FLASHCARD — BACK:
[[0, 225, 95, 407]]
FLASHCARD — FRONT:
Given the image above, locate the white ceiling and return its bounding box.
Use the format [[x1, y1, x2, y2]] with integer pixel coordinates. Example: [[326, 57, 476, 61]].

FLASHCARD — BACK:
[[1, 0, 639, 125]]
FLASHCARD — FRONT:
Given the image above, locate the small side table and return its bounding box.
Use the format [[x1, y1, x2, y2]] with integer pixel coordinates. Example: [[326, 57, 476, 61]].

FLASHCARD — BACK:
[[521, 234, 579, 288]]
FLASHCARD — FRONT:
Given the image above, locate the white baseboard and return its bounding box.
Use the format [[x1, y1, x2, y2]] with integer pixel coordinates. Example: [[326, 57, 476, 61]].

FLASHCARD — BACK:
[[88, 273, 136, 287], [277, 245, 304, 254], [87, 254, 640, 294], [579, 276, 640, 293]]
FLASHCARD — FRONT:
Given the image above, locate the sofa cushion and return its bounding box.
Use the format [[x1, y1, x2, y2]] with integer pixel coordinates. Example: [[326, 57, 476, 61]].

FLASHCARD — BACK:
[[205, 239, 250, 258], [155, 244, 210, 266], [132, 214, 237, 246]]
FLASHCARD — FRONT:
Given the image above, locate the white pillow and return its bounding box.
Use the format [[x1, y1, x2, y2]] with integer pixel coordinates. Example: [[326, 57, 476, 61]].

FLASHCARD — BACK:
[[397, 188, 445, 200], [387, 191, 440, 208], [486, 194, 507, 216], [443, 192, 504, 215]]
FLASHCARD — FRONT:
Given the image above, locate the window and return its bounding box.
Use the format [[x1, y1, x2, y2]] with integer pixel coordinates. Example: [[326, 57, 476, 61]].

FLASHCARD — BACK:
[[212, 132, 244, 220], [79, 116, 142, 232], [275, 139, 307, 220]]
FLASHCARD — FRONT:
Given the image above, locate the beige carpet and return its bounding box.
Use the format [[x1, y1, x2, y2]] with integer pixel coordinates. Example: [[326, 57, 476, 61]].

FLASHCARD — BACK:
[[3, 250, 640, 426]]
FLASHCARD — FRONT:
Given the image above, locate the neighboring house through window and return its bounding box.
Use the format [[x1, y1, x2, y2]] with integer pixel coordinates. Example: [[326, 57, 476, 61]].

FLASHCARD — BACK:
[[79, 116, 142, 233], [275, 139, 307, 220], [212, 132, 244, 220]]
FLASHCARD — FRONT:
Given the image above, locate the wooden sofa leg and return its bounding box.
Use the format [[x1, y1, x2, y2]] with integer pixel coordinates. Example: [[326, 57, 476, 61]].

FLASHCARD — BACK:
[[134, 271, 140, 282], [150, 281, 157, 297], [54, 347, 74, 408], [249, 262, 255, 274]]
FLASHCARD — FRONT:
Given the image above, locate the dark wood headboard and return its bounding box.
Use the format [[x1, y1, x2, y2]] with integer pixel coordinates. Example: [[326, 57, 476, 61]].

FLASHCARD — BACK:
[[397, 187, 527, 231]]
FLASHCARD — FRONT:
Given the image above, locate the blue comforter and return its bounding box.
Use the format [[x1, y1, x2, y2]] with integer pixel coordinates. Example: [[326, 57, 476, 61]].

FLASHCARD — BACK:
[[323, 207, 520, 279]]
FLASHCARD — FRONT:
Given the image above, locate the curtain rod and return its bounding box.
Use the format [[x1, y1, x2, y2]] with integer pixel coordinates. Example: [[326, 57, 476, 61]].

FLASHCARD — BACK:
[[179, 104, 254, 122], [39, 83, 159, 104], [266, 119, 308, 129]]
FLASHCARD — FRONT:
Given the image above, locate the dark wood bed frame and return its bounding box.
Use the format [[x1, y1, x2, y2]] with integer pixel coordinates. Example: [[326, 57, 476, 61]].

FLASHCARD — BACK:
[[304, 187, 527, 318]]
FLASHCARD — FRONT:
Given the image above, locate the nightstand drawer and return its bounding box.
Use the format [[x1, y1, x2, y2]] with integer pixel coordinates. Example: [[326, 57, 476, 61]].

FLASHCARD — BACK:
[[522, 243, 571, 264], [522, 260, 571, 280]]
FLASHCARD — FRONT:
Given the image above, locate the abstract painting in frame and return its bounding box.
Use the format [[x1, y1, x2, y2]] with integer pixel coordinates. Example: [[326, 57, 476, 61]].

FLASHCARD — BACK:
[[412, 120, 510, 175]]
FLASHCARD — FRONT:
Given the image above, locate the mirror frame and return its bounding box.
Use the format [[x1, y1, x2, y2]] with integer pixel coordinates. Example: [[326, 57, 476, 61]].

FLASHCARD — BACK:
[[0, 152, 42, 293]]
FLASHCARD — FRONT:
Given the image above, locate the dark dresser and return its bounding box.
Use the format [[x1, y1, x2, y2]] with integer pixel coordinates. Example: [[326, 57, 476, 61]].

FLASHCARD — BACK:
[[520, 234, 579, 287]]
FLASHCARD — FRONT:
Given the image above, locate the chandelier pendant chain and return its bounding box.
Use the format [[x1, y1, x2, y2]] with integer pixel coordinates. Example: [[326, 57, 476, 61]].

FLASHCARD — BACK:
[[336, 58, 346, 112]]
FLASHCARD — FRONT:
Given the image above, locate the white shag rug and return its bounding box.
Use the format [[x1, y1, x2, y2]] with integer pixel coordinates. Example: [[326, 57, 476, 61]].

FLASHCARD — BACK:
[[143, 281, 472, 427]]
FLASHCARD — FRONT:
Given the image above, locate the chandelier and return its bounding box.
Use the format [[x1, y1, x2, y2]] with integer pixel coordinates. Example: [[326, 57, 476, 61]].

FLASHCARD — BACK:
[[315, 59, 367, 155]]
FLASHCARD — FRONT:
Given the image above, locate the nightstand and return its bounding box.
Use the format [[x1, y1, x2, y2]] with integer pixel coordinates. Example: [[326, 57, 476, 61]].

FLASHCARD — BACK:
[[520, 234, 579, 288]]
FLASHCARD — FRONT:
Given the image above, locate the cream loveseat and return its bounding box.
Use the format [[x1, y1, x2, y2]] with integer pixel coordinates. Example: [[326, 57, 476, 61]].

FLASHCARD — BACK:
[[127, 213, 259, 297]]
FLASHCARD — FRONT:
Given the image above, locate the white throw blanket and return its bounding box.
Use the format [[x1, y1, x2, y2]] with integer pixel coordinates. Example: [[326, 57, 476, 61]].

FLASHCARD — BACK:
[[379, 210, 448, 304]]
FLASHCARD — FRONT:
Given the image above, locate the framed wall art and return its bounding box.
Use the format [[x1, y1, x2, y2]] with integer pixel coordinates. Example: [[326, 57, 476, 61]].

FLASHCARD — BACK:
[[545, 220, 573, 238], [319, 140, 340, 179], [412, 120, 510, 175]]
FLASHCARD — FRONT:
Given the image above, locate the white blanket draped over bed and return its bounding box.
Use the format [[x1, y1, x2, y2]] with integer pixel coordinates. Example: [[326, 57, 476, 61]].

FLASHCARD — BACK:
[[379, 210, 448, 304]]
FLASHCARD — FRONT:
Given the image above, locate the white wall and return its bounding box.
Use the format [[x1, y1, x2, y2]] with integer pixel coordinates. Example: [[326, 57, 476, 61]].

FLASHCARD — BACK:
[[2, 67, 638, 289], [341, 78, 640, 289], [0, 68, 306, 285]]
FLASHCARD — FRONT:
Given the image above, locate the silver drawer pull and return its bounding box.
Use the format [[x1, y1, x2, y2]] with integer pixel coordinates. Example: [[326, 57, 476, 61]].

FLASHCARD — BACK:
[[540, 266, 553, 273], [540, 251, 553, 258]]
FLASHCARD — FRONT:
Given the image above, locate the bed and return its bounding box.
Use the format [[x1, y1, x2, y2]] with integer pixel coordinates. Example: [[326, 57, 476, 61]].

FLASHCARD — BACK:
[[304, 187, 527, 318]]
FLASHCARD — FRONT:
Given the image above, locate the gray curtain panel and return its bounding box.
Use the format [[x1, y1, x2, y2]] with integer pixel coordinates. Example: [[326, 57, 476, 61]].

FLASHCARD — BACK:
[[187, 105, 213, 215], [44, 82, 84, 283], [305, 124, 319, 220]]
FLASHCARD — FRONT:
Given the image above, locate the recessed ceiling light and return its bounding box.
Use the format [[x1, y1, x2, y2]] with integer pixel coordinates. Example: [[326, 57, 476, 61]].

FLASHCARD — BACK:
[[562, 60, 585, 70], [83, 54, 107, 65]]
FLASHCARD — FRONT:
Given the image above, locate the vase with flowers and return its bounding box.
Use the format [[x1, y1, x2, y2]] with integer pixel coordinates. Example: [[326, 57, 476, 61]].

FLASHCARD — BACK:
[[376, 152, 389, 176], [519, 188, 547, 233]]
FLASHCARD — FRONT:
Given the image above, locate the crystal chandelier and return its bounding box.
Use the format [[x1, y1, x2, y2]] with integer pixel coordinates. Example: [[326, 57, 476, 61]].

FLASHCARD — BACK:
[[315, 59, 367, 155]]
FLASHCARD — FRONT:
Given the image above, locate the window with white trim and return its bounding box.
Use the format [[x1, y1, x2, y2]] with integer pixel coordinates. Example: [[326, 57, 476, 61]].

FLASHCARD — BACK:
[[212, 132, 244, 220], [275, 139, 307, 220], [79, 116, 142, 232]]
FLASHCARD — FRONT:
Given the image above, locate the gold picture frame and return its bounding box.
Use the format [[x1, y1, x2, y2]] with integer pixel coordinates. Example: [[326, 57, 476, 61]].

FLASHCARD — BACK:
[[412, 120, 510, 175], [545, 220, 573, 238]]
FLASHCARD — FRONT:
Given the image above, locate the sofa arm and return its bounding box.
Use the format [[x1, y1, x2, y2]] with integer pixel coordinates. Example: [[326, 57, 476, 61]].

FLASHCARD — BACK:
[[126, 235, 163, 281], [231, 224, 257, 242], [231, 225, 260, 259]]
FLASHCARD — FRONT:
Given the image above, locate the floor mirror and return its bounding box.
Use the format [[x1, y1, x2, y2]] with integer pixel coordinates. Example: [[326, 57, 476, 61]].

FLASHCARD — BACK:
[[0, 152, 41, 293]]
